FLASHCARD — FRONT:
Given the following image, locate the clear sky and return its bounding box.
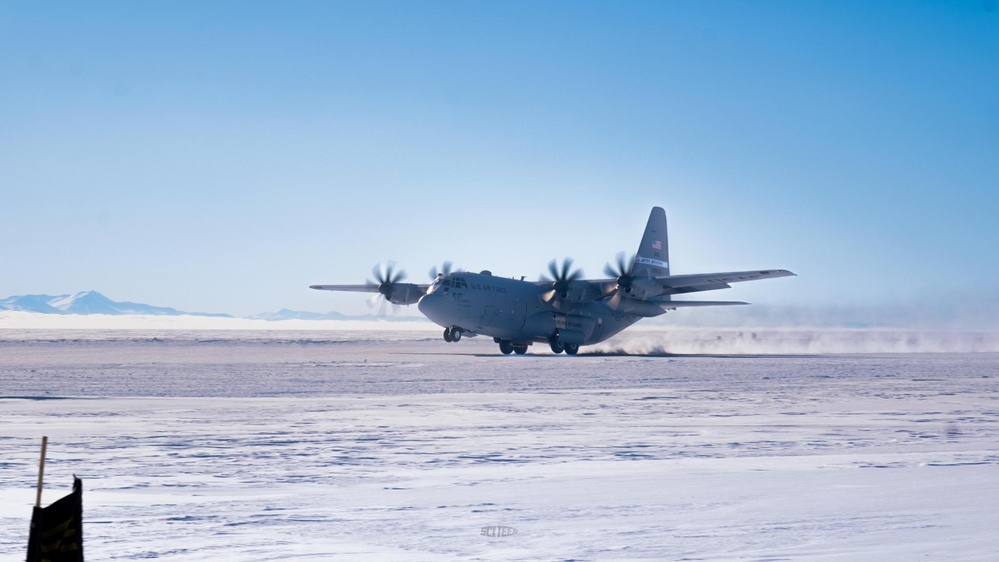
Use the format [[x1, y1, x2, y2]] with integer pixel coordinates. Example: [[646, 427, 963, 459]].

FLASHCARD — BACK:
[[2, 1, 997, 318]]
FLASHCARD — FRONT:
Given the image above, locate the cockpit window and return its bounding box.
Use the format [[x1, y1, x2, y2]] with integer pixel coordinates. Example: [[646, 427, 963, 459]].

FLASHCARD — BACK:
[[434, 276, 468, 290]]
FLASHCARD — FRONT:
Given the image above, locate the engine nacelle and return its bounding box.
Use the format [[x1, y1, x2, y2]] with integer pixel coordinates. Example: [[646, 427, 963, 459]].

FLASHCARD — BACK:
[[566, 283, 600, 302], [387, 283, 423, 305], [623, 278, 663, 300], [547, 280, 602, 304]]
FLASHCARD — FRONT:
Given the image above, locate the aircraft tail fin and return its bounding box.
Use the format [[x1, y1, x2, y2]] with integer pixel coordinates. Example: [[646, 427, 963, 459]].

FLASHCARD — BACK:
[[632, 206, 670, 279]]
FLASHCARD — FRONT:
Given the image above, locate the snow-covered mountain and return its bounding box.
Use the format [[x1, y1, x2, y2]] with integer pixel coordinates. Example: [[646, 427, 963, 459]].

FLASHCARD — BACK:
[[0, 293, 423, 322], [248, 308, 354, 321], [0, 291, 231, 317]]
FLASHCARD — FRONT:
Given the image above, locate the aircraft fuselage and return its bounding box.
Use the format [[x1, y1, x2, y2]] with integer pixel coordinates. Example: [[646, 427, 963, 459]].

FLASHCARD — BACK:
[[311, 206, 795, 355], [418, 271, 640, 349]]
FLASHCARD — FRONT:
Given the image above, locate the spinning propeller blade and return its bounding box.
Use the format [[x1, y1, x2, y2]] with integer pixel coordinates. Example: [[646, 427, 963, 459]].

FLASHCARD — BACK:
[[603, 251, 636, 293], [428, 261, 457, 280], [540, 257, 584, 302], [366, 261, 407, 313]]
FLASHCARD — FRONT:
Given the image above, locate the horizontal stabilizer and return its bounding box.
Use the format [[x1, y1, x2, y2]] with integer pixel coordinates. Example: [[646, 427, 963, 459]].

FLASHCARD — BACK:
[[656, 300, 749, 309]]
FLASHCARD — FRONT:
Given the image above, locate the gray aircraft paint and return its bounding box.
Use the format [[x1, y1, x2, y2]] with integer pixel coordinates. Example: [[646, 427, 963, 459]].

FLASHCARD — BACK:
[[417, 271, 640, 346], [632, 205, 670, 279], [311, 206, 795, 354]]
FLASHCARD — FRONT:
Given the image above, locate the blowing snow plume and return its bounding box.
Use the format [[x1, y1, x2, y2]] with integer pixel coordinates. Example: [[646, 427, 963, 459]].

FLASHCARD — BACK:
[[585, 329, 999, 355]]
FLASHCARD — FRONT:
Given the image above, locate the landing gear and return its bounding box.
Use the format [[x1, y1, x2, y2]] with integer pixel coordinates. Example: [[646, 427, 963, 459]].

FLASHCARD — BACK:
[[564, 343, 579, 355], [443, 327, 462, 343], [497, 340, 527, 355], [549, 339, 565, 354]]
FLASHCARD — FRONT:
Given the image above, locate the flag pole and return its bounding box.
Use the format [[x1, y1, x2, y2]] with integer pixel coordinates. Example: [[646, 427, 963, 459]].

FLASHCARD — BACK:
[[35, 436, 48, 508]]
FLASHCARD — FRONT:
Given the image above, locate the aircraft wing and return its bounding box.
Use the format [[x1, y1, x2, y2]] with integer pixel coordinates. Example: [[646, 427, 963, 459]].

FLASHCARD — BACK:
[[655, 269, 795, 294], [310, 284, 379, 292], [584, 269, 794, 296], [534, 269, 793, 301], [309, 284, 431, 292]]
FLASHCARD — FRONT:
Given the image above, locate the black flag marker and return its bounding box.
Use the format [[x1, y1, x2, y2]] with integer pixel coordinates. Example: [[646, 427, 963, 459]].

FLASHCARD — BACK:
[[27, 476, 83, 562], [27, 436, 83, 562]]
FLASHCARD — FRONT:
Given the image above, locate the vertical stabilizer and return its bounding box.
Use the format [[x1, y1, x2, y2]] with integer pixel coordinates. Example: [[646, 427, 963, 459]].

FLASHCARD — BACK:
[[633, 206, 669, 278]]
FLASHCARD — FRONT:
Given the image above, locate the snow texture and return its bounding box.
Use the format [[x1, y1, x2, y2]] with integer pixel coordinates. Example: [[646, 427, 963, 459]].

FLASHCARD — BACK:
[[1, 329, 998, 561]]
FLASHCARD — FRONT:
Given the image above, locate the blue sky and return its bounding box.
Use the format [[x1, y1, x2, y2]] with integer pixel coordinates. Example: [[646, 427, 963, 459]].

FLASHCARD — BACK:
[[2, 1, 997, 317]]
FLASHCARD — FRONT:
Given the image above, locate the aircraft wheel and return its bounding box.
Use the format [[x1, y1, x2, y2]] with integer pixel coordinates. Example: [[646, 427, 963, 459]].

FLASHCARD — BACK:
[[499, 341, 514, 355], [564, 343, 579, 355], [443, 327, 453, 342], [513, 344, 528, 355], [549, 340, 564, 354], [451, 328, 462, 342]]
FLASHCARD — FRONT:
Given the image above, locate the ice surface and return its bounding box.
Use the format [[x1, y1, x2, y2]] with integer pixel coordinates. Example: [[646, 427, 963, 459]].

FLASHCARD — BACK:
[[1, 330, 998, 560]]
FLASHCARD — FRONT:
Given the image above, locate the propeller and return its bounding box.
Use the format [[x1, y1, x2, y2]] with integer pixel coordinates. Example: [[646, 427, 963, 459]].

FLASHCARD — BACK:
[[603, 252, 636, 294], [541, 258, 584, 302], [428, 261, 457, 280], [367, 261, 407, 314]]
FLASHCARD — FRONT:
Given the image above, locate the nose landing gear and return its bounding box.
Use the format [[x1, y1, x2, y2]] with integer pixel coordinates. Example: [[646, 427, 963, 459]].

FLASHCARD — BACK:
[[443, 326, 463, 342]]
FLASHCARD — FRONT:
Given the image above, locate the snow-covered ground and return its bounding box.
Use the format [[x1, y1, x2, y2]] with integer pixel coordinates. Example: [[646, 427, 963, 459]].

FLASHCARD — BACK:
[[1, 329, 998, 560]]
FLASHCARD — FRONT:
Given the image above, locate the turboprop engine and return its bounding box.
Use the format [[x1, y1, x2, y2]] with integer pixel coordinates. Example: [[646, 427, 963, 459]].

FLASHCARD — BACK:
[[385, 283, 423, 305], [369, 262, 424, 307], [625, 277, 663, 300]]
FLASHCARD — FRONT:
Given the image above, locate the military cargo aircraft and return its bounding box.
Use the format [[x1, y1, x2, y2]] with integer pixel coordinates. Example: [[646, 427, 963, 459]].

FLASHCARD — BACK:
[[311, 207, 794, 355]]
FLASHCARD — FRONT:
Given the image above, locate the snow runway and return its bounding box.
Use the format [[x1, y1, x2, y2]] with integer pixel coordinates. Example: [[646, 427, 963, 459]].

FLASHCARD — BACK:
[[2, 331, 998, 560]]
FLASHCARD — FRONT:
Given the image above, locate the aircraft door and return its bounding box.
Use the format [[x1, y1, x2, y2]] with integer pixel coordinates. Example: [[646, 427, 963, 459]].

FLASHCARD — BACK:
[[589, 316, 605, 342]]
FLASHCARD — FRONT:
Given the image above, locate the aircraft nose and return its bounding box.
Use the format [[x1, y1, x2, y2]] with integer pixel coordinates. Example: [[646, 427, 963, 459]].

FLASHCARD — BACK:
[[417, 292, 446, 323]]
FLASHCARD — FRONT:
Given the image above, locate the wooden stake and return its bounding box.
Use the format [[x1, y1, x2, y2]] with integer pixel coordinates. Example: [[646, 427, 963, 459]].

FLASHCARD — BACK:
[[35, 436, 47, 508]]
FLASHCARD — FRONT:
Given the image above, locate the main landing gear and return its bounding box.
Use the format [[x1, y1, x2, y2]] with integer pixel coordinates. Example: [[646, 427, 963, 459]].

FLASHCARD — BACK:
[[443, 326, 463, 342], [496, 340, 528, 355], [494, 338, 579, 355], [548, 335, 579, 355]]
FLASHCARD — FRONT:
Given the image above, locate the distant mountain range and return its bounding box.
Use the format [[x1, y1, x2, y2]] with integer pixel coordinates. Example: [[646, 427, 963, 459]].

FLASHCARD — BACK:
[[0, 291, 423, 322], [0, 291, 232, 317]]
